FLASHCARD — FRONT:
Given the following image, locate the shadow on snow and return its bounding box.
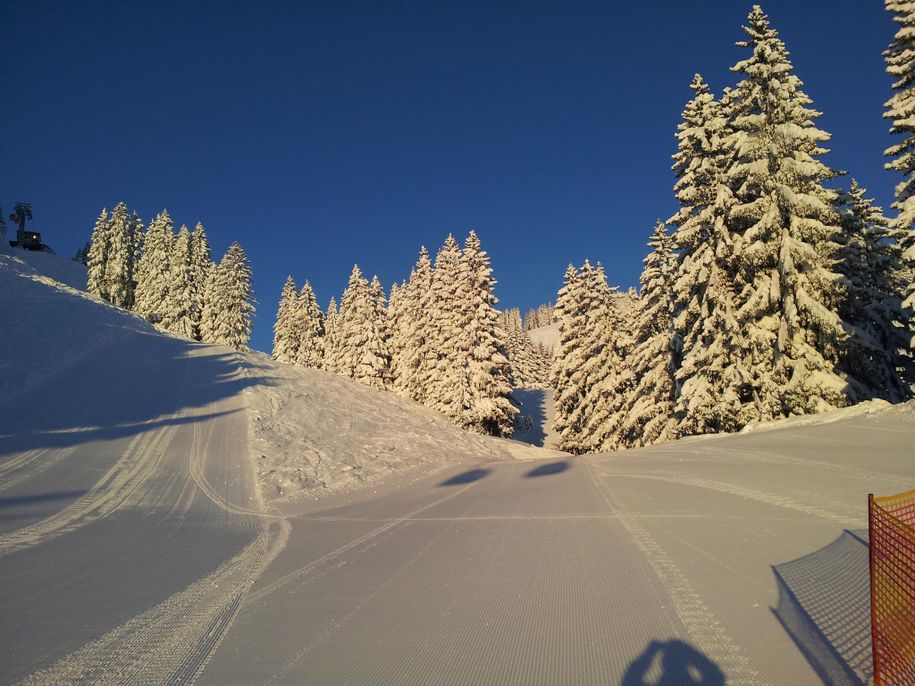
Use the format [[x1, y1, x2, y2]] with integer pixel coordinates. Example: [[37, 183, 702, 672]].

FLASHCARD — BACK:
[[621, 639, 724, 685]]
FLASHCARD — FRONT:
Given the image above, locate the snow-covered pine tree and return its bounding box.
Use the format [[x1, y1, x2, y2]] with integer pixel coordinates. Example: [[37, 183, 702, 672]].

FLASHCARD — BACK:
[[668, 74, 750, 436], [585, 287, 638, 453], [273, 275, 301, 363], [322, 297, 340, 372], [835, 180, 911, 397], [189, 223, 213, 341], [331, 266, 389, 388], [550, 263, 594, 452], [86, 209, 111, 300], [459, 231, 516, 436], [104, 202, 143, 309], [161, 225, 196, 338], [134, 210, 175, 324], [199, 242, 255, 351], [426, 236, 468, 421], [885, 0, 915, 352], [391, 248, 435, 402], [296, 280, 325, 369], [618, 222, 680, 448], [727, 6, 851, 418]]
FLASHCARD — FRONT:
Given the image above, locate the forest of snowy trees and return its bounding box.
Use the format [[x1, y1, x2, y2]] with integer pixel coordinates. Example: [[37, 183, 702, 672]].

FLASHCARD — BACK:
[[85, 203, 255, 350], [273, 231, 519, 436], [550, 5, 915, 453]]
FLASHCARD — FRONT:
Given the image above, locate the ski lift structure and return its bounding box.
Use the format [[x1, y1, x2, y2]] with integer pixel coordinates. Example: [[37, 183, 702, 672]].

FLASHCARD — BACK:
[[8, 202, 54, 253]]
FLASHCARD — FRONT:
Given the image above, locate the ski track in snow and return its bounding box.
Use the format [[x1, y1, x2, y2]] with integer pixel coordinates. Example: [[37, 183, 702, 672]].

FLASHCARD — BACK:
[[583, 459, 766, 686]]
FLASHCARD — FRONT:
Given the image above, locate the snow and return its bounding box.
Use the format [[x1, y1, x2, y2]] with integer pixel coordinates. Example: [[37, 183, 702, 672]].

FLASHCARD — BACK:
[[3, 247, 914, 685], [527, 321, 560, 351]]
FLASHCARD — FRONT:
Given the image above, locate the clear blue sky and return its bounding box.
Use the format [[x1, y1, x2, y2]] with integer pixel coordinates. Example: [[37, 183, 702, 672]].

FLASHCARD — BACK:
[[1, 1, 898, 353]]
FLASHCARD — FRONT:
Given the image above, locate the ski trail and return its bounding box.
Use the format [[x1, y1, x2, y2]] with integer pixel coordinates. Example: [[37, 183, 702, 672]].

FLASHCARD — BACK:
[[0, 446, 79, 493], [584, 459, 766, 686], [593, 467, 862, 525], [0, 420, 180, 556], [17, 518, 290, 686]]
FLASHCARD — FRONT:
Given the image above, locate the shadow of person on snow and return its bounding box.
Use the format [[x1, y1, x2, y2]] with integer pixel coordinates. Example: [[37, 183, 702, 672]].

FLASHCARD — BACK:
[[621, 640, 725, 686]]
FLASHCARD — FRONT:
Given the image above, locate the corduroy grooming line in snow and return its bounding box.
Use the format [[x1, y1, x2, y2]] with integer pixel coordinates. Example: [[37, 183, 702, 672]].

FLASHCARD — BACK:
[[868, 489, 915, 686]]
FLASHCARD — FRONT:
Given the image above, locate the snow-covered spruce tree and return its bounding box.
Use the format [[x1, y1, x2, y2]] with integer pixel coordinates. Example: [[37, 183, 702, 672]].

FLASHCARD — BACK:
[[835, 181, 911, 397], [273, 275, 301, 363], [332, 265, 390, 388], [668, 75, 750, 436], [391, 248, 435, 403], [426, 235, 468, 422], [885, 0, 915, 352], [161, 225, 196, 339], [322, 297, 340, 372], [618, 222, 680, 448], [726, 6, 851, 418], [550, 264, 594, 452], [189, 223, 213, 341], [563, 263, 628, 453], [104, 202, 143, 310], [459, 231, 516, 436], [585, 288, 638, 453], [86, 209, 111, 300], [295, 280, 324, 369], [134, 210, 175, 324], [199, 242, 255, 351]]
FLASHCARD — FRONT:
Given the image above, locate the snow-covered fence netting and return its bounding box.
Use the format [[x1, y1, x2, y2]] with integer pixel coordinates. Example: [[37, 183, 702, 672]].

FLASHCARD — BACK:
[[868, 489, 915, 686]]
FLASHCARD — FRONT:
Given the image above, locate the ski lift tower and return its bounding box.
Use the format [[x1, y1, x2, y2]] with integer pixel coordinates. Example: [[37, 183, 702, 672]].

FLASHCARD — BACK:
[[10, 202, 33, 248]]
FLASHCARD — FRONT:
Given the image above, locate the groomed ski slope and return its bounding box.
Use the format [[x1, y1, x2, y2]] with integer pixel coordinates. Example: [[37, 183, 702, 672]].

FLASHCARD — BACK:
[[1, 249, 912, 685]]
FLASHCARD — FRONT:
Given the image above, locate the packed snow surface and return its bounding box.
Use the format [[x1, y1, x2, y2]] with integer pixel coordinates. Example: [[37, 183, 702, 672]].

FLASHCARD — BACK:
[[2, 248, 913, 685]]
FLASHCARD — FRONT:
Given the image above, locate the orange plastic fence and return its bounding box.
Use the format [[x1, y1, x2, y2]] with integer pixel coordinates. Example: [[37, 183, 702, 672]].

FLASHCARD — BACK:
[[869, 489, 915, 686]]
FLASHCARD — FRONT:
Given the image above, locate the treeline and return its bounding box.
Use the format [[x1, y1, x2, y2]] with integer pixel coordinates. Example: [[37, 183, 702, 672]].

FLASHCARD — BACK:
[[522, 304, 555, 330], [85, 202, 254, 350], [273, 231, 518, 436], [551, 5, 915, 453]]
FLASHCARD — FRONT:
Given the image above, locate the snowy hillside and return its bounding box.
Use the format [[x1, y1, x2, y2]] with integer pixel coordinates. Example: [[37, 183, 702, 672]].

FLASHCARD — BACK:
[[526, 322, 559, 351], [0, 249, 559, 504]]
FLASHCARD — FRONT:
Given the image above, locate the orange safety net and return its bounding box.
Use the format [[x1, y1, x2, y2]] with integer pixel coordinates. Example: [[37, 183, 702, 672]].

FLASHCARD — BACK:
[[869, 489, 915, 686]]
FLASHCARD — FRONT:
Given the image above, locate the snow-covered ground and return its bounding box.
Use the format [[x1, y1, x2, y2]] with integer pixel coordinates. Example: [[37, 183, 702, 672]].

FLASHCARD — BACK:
[[526, 322, 559, 351], [2, 248, 913, 684]]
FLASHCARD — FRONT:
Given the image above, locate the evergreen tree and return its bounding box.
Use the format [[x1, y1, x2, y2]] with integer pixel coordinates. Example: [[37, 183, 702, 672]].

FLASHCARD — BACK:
[[331, 265, 389, 388], [835, 180, 911, 397], [426, 235, 467, 421], [726, 6, 850, 418], [295, 280, 324, 369], [189, 223, 213, 341], [619, 222, 680, 448], [161, 225, 195, 338], [391, 248, 435, 402], [668, 75, 750, 436], [460, 231, 516, 436], [73, 241, 91, 266], [105, 202, 143, 310], [86, 209, 111, 300], [550, 264, 594, 452], [134, 210, 175, 324], [200, 242, 255, 351], [322, 297, 340, 372], [273, 276, 301, 363], [885, 0, 915, 351]]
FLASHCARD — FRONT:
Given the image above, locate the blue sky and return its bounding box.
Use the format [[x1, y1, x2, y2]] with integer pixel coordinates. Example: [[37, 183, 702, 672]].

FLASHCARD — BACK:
[[1, 1, 899, 353]]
